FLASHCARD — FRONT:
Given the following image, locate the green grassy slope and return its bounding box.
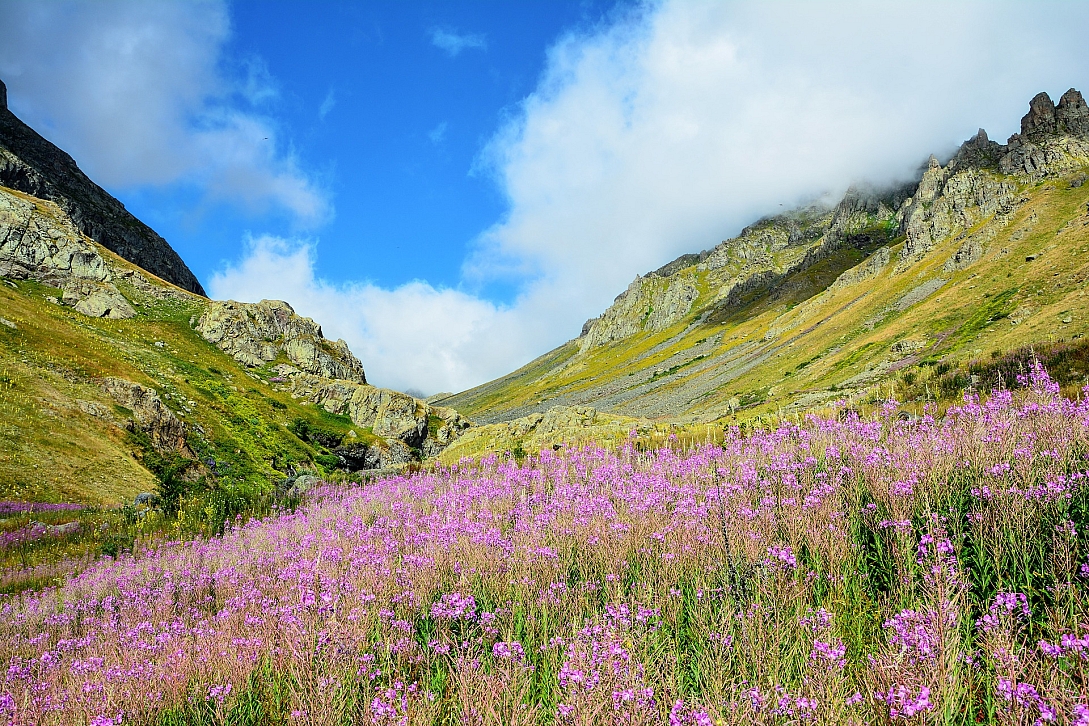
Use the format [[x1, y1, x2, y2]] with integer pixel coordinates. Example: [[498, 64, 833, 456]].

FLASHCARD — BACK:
[[0, 232, 363, 506], [444, 168, 1089, 426]]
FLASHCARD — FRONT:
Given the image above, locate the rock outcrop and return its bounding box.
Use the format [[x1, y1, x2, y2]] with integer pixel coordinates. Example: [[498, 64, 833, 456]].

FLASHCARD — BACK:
[[1000, 89, 1089, 177], [101, 378, 190, 454], [284, 373, 471, 453], [0, 78, 205, 296], [0, 186, 136, 319], [196, 300, 367, 383]]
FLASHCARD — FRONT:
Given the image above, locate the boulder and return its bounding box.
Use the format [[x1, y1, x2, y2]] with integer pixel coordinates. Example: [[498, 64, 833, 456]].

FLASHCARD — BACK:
[[62, 279, 135, 319], [46, 521, 80, 536], [286, 473, 322, 498], [134, 492, 162, 508]]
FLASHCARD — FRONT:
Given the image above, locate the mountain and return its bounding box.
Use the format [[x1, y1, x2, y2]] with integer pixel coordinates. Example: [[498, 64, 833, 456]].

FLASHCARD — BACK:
[[0, 78, 205, 296], [440, 89, 1089, 432], [0, 91, 473, 505]]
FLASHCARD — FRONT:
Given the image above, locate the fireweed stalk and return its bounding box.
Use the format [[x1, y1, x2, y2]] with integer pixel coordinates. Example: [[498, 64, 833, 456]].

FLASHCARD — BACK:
[[1, 362, 1088, 724]]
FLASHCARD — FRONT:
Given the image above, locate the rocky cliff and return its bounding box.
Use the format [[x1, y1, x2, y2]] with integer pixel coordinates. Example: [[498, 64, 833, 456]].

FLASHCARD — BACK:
[[1, 186, 139, 319], [0, 77, 206, 296], [579, 183, 910, 352], [196, 300, 367, 383], [445, 88, 1089, 425]]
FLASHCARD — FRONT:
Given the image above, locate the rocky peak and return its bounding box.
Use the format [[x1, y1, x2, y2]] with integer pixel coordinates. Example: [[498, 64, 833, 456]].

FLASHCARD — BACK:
[[0, 78, 6, 112], [1020, 91, 1058, 139], [1014, 88, 1089, 143], [949, 129, 1005, 169], [1056, 88, 1089, 138]]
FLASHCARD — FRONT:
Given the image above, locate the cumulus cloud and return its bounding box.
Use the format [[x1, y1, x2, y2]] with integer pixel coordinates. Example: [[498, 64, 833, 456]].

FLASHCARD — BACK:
[[0, 0, 329, 226], [220, 0, 1089, 394], [210, 237, 545, 393], [430, 28, 487, 57]]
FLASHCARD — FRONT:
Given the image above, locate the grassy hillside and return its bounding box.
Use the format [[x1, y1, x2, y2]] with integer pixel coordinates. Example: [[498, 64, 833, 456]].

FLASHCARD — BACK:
[[0, 236, 363, 507], [443, 167, 1089, 427]]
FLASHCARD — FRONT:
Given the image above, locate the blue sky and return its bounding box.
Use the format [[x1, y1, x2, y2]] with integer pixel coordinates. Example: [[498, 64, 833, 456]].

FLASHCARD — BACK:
[[117, 1, 618, 297], [3, 1, 1089, 394]]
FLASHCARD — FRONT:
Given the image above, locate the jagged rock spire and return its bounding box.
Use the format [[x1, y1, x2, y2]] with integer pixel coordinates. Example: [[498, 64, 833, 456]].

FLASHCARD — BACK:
[[1057, 88, 1089, 137], [1021, 91, 1058, 138], [1019, 88, 1089, 141], [0, 78, 6, 111]]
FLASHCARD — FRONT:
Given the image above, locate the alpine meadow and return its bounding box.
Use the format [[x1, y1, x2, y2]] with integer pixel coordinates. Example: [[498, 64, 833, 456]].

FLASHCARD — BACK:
[[2, 3, 1089, 724]]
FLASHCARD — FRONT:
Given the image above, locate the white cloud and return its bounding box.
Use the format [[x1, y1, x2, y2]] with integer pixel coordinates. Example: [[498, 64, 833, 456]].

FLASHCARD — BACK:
[[430, 28, 487, 57], [0, 0, 329, 226], [318, 89, 336, 121], [218, 1, 1089, 395], [428, 121, 448, 144], [209, 237, 543, 393]]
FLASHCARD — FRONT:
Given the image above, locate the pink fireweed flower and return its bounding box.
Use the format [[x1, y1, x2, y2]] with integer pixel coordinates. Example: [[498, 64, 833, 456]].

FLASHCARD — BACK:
[[765, 545, 798, 570], [430, 592, 477, 621], [882, 685, 933, 719], [978, 592, 1031, 633], [669, 699, 714, 726], [996, 679, 1057, 723], [492, 641, 526, 664]]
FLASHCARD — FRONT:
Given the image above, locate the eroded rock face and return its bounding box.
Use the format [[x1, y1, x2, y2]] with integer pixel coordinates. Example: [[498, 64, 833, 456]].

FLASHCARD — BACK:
[[285, 373, 472, 454], [0, 187, 138, 319], [579, 273, 700, 352], [0, 189, 109, 285], [101, 378, 190, 454], [196, 300, 367, 383], [897, 157, 1016, 264], [62, 279, 135, 319]]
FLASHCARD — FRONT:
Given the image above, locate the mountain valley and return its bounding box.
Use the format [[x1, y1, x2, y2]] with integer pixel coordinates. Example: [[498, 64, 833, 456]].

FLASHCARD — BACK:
[[440, 90, 1089, 446]]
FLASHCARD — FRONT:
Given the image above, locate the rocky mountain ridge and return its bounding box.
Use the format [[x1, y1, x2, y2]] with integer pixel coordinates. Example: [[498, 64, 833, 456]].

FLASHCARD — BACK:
[[0, 78, 206, 296], [444, 88, 1089, 427]]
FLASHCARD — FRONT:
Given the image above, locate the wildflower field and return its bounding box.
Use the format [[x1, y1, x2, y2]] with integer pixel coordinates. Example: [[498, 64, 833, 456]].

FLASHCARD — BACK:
[[2, 365, 1089, 725]]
